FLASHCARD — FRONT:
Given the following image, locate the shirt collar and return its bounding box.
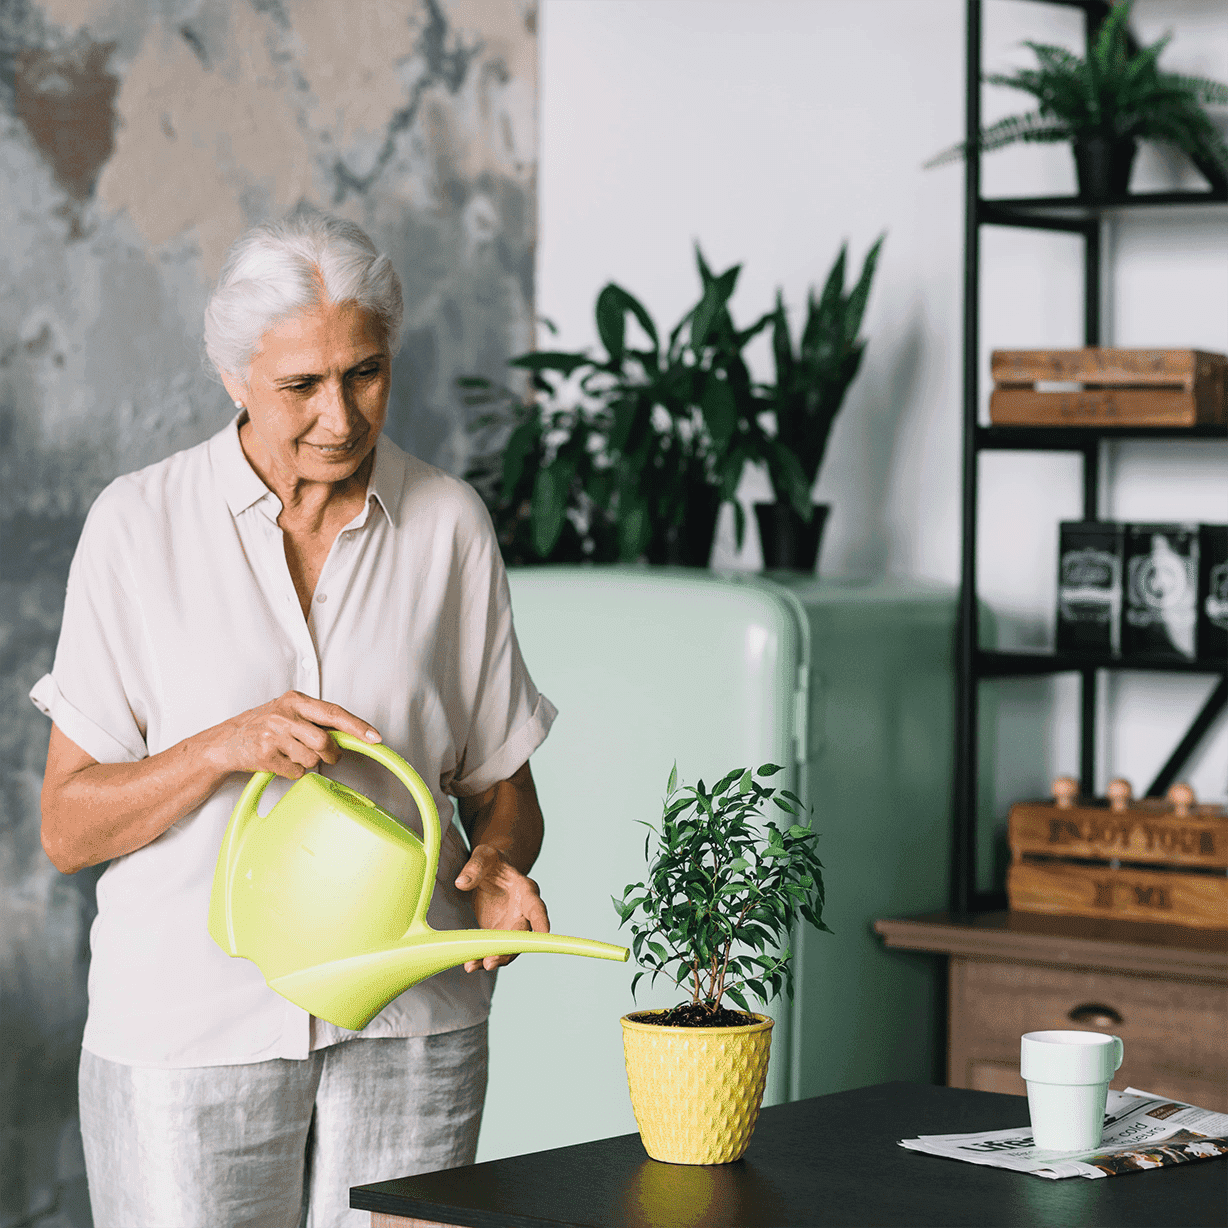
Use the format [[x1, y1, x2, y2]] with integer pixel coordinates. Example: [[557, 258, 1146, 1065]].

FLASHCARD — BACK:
[[215, 412, 270, 517], [213, 411, 406, 526], [367, 431, 406, 527]]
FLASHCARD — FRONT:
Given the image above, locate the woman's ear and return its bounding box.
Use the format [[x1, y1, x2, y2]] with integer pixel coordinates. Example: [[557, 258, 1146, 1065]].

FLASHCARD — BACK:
[[219, 370, 249, 408]]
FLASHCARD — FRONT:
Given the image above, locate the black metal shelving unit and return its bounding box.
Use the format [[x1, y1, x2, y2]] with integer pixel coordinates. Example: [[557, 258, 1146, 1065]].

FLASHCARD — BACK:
[[952, 0, 1228, 915]]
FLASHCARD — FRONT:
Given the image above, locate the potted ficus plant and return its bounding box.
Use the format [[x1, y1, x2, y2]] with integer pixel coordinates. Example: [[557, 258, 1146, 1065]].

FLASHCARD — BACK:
[[925, 0, 1228, 200], [462, 249, 771, 567], [613, 762, 829, 1165], [754, 234, 884, 571]]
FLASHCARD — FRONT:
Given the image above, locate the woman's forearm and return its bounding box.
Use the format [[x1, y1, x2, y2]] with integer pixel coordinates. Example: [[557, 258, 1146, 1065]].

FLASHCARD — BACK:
[[459, 761, 544, 875], [40, 723, 235, 874], [40, 693, 383, 874]]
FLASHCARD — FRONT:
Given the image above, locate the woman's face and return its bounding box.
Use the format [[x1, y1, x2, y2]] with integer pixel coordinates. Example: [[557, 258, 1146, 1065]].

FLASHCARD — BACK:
[[223, 298, 391, 491]]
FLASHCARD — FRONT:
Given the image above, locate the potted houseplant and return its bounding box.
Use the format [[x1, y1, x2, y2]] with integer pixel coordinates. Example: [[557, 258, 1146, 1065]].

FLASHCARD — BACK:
[[613, 762, 829, 1165], [462, 250, 770, 567], [462, 360, 619, 565], [754, 234, 884, 571], [925, 1, 1228, 200]]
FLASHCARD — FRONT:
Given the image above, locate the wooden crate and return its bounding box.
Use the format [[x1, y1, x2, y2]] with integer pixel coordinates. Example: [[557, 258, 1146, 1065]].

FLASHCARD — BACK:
[[1008, 798, 1228, 870], [1008, 785, 1228, 930], [1008, 860, 1228, 930], [990, 348, 1228, 427]]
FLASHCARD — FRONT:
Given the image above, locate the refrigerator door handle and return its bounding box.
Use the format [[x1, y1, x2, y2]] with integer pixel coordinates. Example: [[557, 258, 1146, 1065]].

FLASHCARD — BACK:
[[793, 664, 810, 768]]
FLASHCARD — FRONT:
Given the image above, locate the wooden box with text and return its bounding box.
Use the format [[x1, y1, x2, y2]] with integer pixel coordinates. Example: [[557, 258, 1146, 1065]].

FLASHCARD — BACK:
[[1007, 779, 1228, 930], [990, 349, 1228, 427]]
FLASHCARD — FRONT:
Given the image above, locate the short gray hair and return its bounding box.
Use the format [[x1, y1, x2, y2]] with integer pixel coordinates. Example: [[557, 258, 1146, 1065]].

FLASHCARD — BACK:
[[203, 209, 404, 379]]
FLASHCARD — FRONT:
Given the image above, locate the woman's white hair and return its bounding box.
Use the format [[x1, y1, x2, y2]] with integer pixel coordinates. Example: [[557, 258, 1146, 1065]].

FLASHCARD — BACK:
[[203, 209, 404, 379]]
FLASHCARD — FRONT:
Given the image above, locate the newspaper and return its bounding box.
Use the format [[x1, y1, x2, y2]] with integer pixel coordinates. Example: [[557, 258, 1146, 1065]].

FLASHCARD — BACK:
[[900, 1088, 1228, 1180]]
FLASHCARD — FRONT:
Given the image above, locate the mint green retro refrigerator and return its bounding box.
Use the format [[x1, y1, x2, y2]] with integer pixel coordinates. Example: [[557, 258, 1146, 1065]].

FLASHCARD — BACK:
[[476, 568, 956, 1162]]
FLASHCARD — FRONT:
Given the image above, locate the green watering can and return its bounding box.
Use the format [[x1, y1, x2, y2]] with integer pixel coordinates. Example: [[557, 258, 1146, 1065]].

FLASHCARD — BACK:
[[208, 732, 628, 1030]]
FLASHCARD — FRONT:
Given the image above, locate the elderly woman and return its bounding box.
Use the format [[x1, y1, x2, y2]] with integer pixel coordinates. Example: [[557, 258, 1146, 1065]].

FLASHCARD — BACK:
[[32, 210, 555, 1228]]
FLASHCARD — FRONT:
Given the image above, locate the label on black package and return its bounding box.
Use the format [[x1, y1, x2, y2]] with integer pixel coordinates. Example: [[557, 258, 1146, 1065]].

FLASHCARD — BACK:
[[1057, 522, 1124, 656], [1199, 524, 1228, 662], [1123, 524, 1199, 660]]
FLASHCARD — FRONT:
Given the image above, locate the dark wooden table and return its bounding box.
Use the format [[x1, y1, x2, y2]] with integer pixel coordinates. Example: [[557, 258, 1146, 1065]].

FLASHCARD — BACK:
[[350, 1081, 1228, 1227]]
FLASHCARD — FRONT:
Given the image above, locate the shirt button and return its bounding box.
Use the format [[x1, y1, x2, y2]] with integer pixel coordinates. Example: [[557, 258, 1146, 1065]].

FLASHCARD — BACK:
[[316, 593, 327, 604]]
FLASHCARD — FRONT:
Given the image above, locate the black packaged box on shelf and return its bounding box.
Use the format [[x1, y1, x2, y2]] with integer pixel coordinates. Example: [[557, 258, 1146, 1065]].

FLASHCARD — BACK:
[[1056, 521, 1123, 655], [1123, 523, 1199, 660], [1199, 524, 1228, 661]]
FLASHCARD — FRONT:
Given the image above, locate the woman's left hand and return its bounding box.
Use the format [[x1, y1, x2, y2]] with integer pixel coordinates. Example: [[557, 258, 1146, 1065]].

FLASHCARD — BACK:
[[454, 843, 551, 972]]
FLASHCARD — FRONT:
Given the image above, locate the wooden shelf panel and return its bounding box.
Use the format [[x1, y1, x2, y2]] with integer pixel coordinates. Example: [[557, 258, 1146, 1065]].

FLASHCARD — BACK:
[[874, 910, 1228, 982]]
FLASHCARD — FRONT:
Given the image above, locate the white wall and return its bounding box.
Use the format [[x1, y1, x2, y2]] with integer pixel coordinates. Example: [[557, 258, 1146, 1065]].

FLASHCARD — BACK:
[[537, 0, 1226, 825]]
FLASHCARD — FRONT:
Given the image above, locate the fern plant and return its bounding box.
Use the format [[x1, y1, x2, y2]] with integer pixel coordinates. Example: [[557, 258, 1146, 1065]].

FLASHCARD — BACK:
[[612, 763, 829, 1018], [927, 1, 1228, 185]]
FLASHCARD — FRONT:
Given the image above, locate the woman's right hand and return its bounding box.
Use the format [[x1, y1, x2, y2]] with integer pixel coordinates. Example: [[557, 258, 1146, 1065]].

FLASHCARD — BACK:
[[207, 691, 382, 780], [41, 693, 382, 873]]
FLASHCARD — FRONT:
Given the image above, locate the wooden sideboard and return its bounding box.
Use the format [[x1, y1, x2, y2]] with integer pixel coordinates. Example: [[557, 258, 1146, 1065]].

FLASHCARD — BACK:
[[875, 911, 1228, 1112]]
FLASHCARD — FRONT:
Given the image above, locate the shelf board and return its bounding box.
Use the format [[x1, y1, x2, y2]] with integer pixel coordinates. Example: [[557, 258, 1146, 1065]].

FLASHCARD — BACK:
[[979, 190, 1228, 225], [976, 424, 1228, 450], [976, 650, 1228, 677]]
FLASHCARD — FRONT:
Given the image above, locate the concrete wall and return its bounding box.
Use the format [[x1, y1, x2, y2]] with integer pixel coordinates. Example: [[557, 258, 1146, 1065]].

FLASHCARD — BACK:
[[537, 0, 1227, 879], [0, 2, 536, 1224]]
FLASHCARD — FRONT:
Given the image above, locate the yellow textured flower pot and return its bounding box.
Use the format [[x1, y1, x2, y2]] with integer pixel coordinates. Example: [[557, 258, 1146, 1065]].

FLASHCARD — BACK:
[[621, 1011, 773, 1164]]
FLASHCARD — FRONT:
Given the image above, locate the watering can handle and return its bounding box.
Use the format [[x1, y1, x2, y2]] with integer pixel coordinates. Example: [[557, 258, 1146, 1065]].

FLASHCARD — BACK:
[[218, 768, 276, 952], [328, 732, 443, 931]]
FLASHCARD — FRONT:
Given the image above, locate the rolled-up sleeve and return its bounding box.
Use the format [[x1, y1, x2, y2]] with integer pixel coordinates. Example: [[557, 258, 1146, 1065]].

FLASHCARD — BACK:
[[443, 498, 556, 797], [29, 484, 153, 765]]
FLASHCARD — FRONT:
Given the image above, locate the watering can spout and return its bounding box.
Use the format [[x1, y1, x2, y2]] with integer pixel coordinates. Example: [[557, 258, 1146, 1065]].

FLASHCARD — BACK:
[[209, 731, 630, 1030], [269, 931, 629, 1032]]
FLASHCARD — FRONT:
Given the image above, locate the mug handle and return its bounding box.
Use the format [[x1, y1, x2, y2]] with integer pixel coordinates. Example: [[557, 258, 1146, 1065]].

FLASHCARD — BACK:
[[1110, 1035, 1124, 1073]]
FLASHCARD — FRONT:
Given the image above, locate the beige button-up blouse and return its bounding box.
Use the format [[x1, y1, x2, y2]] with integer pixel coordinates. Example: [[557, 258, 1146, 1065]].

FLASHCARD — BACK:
[[31, 414, 556, 1068]]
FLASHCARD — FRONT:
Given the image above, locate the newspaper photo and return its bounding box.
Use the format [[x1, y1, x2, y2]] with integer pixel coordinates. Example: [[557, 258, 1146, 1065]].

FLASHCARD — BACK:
[[900, 1088, 1228, 1180]]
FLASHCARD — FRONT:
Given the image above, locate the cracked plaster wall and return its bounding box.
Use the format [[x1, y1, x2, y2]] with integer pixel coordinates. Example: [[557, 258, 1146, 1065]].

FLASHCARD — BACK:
[[0, 3, 537, 1224]]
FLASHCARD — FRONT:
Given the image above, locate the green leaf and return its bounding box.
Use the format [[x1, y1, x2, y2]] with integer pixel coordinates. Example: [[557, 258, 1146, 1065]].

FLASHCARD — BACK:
[[501, 418, 540, 502], [596, 284, 659, 366], [667, 762, 678, 795], [842, 234, 885, 350], [690, 262, 739, 348], [617, 498, 651, 562], [757, 763, 784, 777], [530, 458, 574, 558], [700, 375, 737, 450], [507, 351, 593, 376], [595, 285, 627, 364]]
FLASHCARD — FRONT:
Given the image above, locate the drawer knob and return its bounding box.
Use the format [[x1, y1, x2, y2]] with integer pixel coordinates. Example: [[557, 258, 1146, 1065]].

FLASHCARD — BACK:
[[1068, 1003, 1123, 1029]]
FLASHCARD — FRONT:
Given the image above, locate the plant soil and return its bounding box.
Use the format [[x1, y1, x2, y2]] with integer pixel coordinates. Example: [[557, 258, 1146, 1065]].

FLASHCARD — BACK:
[[628, 1004, 758, 1028]]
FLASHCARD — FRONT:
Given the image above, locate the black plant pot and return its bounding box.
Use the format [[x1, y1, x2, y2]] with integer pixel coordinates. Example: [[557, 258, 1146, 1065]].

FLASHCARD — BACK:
[[755, 502, 830, 572], [647, 488, 722, 567], [1072, 136, 1138, 201]]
